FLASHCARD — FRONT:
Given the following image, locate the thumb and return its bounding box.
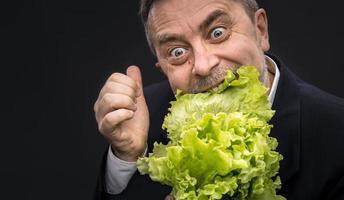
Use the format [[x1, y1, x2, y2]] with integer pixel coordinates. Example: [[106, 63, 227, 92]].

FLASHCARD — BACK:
[[126, 65, 143, 97], [126, 65, 149, 123]]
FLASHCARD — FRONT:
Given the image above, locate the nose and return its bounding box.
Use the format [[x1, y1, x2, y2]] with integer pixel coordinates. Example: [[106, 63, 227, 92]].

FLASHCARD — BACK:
[[191, 44, 220, 77]]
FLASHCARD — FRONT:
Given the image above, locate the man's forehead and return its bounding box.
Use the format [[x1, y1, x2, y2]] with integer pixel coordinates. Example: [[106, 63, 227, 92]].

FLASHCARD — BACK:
[[149, 0, 237, 35], [149, 0, 235, 24]]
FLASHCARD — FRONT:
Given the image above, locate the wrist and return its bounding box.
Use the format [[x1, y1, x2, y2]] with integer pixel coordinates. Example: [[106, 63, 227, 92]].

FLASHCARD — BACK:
[[110, 145, 146, 162]]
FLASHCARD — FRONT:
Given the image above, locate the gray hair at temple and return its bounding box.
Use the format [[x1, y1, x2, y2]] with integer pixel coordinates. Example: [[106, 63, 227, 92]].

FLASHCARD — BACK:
[[139, 0, 260, 56]]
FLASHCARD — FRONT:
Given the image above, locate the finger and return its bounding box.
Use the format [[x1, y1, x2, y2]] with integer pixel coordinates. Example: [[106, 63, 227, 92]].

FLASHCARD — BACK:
[[126, 65, 143, 97], [98, 108, 134, 136], [107, 72, 138, 92], [96, 93, 137, 122], [165, 195, 175, 200], [126, 66, 148, 122], [98, 81, 137, 103]]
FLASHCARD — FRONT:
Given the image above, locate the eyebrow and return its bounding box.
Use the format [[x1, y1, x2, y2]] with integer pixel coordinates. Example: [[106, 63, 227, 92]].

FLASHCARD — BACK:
[[199, 10, 230, 33], [157, 34, 187, 46], [157, 10, 231, 46]]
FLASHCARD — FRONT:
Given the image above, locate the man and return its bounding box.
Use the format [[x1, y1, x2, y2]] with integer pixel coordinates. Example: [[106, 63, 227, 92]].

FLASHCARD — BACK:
[[93, 0, 344, 199]]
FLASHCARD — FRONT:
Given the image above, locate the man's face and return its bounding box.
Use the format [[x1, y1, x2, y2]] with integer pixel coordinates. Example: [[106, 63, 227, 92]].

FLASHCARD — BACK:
[[148, 0, 270, 93]]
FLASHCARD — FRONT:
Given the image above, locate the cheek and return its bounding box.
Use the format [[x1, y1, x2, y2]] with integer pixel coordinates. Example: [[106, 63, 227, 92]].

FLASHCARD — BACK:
[[160, 63, 193, 92], [219, 35, 264, 69], [168, 70, 192, 92]]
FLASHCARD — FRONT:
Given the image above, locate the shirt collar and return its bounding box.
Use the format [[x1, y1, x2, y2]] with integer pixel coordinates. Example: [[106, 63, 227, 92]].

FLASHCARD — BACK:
[[266, 55, 280, 104]]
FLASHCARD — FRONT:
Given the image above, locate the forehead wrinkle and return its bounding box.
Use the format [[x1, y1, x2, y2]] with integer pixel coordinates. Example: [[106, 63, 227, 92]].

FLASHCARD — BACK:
[[150, 14, 195, 47], [157, 33, 188, 46], [198, 9, 232, 33], [150, 0, 233, 28], [149, 0, 238, 47], [149, 10, 187, 43]]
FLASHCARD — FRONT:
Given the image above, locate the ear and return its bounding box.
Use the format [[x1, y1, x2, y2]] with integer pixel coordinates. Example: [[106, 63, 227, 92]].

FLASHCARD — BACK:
[[255, 9, 270, 52]]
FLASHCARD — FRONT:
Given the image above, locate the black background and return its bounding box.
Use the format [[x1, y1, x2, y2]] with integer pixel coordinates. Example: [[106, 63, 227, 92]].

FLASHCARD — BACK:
[[1, 0, 344, 199]]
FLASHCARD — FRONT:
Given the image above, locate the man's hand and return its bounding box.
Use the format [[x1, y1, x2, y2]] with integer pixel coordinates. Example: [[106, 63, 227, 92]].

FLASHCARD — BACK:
[[94, 65, 149, 162], [165, 195, 175, 200]]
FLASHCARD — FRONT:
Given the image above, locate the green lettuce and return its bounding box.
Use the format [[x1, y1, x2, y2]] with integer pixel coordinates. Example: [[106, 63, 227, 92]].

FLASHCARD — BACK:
[[137, 66, 285, 200]]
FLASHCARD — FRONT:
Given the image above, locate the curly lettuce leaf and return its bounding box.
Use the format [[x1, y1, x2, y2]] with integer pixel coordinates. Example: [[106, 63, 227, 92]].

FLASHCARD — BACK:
[[137, 66, 285, 200]]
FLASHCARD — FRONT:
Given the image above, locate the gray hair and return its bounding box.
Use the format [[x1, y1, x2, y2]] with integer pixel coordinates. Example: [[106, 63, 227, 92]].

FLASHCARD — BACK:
[[139, 0, 259, 56]]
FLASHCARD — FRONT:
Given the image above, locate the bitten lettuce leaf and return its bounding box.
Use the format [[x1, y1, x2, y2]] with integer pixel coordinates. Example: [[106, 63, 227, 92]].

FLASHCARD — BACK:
[[137, 66, 285, 200]]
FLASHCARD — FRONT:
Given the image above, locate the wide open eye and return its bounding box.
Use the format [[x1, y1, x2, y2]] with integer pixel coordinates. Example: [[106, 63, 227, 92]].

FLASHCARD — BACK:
[[170, 47, 186, 58], [210, 27, 226, 40]]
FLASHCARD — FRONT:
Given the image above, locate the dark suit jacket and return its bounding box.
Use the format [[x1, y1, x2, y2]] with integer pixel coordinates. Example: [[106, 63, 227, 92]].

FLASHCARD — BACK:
[[95, 55, 344, 200]]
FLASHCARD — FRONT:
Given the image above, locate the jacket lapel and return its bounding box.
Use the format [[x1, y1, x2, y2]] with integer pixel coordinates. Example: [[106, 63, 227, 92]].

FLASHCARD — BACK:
[[269, 55, 301, 184]]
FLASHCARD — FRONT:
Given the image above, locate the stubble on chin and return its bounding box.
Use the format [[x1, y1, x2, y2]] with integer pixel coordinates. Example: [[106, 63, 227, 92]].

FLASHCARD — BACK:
[[186, 65, 241, 94]]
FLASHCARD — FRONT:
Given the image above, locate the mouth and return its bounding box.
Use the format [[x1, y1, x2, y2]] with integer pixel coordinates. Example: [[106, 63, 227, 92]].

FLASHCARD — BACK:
[[193, 79, 224, 94], [205, 70, 239, 93], [187, 68, 240, 94], [207, 81, 224, 93]]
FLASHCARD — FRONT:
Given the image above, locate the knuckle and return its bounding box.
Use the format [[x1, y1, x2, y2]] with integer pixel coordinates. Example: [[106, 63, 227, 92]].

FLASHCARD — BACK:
[[93, 101, 98, 113], [116, 109, 127, 119], [98, 119, 108, 135], [103, 84, 112, 92], [105, 94, 132, 110], [103, 93, 114, 105], [93, 102, 102, 123], [110, 100, 120, 110], [98, 122, 104, 134], [118, 109, 132, 119], [103, 113, 114, 125], [104, 83, 115, 92], [109, 72, 122, 81], [125, 78, 137, 89], [128, 89, 136, 99], [122, 97, 132, 107]]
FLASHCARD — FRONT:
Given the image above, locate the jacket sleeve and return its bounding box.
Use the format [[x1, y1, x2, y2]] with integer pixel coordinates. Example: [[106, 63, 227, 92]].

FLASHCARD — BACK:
[[94, 148, 115, 200]]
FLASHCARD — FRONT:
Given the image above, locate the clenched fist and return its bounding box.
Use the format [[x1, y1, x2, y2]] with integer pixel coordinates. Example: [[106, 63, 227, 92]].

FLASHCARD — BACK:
[[94, 66, 149, 162]]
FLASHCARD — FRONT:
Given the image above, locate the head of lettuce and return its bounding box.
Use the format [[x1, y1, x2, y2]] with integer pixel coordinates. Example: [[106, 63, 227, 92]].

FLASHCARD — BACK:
[[137, 66, 285, 200]]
